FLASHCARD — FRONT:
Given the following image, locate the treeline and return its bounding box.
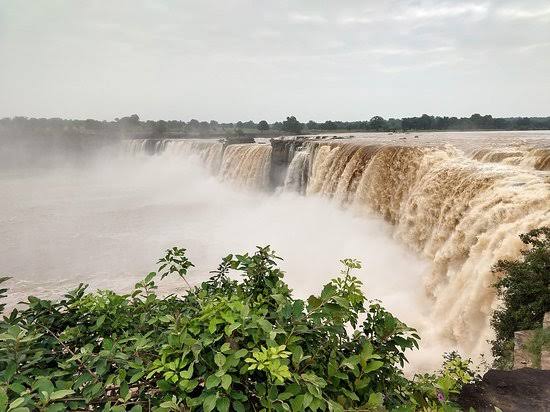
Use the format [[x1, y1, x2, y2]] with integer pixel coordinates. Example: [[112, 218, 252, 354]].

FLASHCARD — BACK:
[[1, 113, 550, 139], [304, 114, 550, 132]]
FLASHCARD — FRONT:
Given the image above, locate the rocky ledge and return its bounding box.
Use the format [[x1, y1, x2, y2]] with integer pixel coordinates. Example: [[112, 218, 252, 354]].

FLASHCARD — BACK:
[[457, 368, 550, 411]]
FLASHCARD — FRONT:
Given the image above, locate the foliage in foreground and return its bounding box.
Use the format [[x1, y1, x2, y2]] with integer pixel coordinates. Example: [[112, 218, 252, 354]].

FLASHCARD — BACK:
[[0, 247, 476, 411], [490, 227, 550, 369]]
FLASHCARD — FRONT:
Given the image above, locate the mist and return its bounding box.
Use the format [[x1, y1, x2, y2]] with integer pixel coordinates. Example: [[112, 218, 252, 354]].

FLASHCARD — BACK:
[[1, 147, 454, 370]]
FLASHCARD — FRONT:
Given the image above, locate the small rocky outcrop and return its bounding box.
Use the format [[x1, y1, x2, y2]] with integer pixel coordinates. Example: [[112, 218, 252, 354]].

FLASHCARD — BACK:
[[457, 368, 550, 411]]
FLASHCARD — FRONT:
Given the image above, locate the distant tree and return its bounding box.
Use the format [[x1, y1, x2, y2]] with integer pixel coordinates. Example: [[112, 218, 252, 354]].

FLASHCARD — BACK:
[[281, 116, 303, 134], [129, 114, 140, 126], [386, 118, 402, 131], [369, 116, 386, 131], [272, 121, 283, 130], [306, 120, 318, 130], [516, 117, 532, 130], [322, 120, 337, 130], [188, 119, 200, 129], [257, 120, 269, 131], [152, 120, 167, 136]]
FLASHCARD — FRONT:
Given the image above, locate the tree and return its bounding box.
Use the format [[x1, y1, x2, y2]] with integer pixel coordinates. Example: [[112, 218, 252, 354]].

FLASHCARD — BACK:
[[306, 120, 318, 130], [0, 247, 474, 411], [369, 116, 386, 131], [491, 227, 550, 368], [257, 120, 269, 131], [152, 120, 167, 136], [281, 116, 303, 134]]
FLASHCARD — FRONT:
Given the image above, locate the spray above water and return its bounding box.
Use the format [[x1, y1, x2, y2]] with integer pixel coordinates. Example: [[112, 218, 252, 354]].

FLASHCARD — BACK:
[[126, 135, 550, 363], [3, 133, 550, 370]]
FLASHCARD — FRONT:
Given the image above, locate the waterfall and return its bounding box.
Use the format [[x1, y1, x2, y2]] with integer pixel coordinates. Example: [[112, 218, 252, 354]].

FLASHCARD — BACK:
[[219, 144, 272, 189], [471, 146, 550, 171], [123, 139, 224, 174], [283, 150, 309, 194], [123, 136, 550, 353], [306, 142, 550, 353]]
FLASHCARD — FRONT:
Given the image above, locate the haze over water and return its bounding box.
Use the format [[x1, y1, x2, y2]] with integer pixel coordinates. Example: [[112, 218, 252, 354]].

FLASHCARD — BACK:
[[3, 131, 549, 371]]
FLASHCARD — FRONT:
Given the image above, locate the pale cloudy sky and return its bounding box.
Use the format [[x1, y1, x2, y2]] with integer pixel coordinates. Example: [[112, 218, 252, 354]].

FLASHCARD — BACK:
[[1, 0, 549, 121]]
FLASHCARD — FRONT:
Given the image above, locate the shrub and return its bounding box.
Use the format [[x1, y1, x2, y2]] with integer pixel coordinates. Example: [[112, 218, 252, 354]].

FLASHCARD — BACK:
[[1, 246, 470, 411], [490, 227, 550, 369]]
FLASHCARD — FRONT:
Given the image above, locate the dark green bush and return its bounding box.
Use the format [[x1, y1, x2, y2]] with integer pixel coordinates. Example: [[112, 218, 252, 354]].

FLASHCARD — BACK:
[[490, 227, 550, 369], [0, 246, 473, 411]]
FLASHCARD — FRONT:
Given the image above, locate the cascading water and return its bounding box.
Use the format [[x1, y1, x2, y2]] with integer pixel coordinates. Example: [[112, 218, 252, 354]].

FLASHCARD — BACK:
[[219, 144, 272, 189], [283, 150, 309, 194], [123, 135, 550, 357], [124, 139, 224, 174], [471, 146, 550, 171], [298, 141, 550, 354]]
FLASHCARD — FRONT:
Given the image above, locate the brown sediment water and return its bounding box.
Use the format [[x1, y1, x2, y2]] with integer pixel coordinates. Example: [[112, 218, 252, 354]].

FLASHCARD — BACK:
[[125, 132, 550, 358]]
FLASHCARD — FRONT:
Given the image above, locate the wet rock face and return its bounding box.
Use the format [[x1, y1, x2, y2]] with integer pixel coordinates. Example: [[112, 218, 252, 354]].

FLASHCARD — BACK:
[[457, 368, 550, 412]]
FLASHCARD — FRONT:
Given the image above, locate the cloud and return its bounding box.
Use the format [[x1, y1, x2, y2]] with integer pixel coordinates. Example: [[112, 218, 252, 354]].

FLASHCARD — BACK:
[[338, 2, 488, 26], [498, 6, 550, 20], [516, 41, 550, 53], [1, 0, 549, 119], [288, 13, 326, 23], [395, 3, 489, 21], [338, 16, 373, 25], [367, 46, 454, 56], [375, 56, 465, 73]]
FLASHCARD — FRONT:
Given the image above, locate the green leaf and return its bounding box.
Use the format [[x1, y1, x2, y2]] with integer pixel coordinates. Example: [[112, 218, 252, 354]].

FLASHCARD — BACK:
[[291, 345, 303, 368], [224, 322, 241, 336], [363, 360, 384, 374], [49, 390, 75, 401], [292, 300, 304, 317], [221, 374, 232, 390], [0, 389, 7, 412], [301, 373, 326, 388], [119, 381, 129, 399], [214, 353, 226, 368], [367, 392, 384, 408], [327, 400, 344, 412], [96, 315, 106, 328], [8, 398, 25, 410], [232, 400, 246, 412], [321, 284, 337, 300], [216, 397, 230, 412], [257, 318, 272, 333], [233, 349, 248, 358], [129, 370, 145, 383], [206, 375, 221, 389], [203, 393, 218, 412], [45, 404, 65, 412], [143, 272, 156, 283]]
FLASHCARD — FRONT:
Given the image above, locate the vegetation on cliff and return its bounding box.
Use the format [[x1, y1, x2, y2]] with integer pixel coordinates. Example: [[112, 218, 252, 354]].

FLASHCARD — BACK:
[[491, 227, 550, 369], [0, 247, 478, 411]]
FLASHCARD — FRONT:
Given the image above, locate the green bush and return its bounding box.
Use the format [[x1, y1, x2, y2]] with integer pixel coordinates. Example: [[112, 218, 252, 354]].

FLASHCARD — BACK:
[[0, 246, 473, 411], [490, 227, 550, 369]]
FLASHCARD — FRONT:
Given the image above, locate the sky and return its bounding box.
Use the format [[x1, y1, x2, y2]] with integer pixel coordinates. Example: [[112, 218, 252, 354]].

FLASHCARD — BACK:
[[1, 0, 549, 122]]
